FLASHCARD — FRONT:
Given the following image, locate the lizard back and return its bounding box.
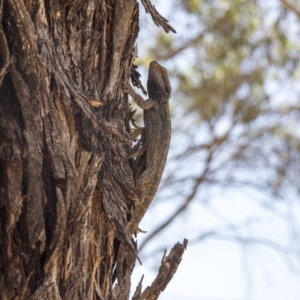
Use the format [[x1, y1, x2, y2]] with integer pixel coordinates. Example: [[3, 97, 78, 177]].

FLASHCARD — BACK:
[[129, 61, 171, 234]]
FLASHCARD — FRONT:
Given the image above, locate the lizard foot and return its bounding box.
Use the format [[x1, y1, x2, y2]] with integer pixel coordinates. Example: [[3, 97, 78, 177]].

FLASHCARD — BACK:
[[134, 227, 147, 238]]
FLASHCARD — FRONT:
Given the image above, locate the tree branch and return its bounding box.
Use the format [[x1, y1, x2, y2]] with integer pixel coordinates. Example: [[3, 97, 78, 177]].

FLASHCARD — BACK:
[[280, 0, 300, 19], [134, 239, 188, 300], [141, 0, 176, 33]]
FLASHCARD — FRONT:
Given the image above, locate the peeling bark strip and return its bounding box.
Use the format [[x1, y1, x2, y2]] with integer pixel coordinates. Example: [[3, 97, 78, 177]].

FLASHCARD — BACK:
[[0, 0, 184, 299]]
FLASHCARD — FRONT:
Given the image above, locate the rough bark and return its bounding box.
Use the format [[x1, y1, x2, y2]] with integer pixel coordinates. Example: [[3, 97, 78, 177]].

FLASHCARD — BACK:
[[0, 1, 185, 299]]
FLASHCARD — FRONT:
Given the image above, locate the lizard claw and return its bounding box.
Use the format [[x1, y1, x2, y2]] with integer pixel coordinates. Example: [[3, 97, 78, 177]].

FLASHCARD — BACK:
[[137, 227, 147, 233], [134, 227, 147, 237]]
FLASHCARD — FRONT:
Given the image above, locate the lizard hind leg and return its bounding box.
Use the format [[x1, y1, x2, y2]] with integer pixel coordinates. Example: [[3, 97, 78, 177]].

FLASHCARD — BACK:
[[140, 154, 157, 184], [135, 176, 146, 205], [135, 157, 157, 201]]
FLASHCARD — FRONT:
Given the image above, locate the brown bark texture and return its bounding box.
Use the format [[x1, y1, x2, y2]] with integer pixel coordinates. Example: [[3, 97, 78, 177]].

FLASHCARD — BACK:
[[0, 0, 186, 299]]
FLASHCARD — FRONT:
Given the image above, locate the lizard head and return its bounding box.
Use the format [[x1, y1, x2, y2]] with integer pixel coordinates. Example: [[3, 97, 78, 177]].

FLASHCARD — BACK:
[[147, 61, 171, 103]]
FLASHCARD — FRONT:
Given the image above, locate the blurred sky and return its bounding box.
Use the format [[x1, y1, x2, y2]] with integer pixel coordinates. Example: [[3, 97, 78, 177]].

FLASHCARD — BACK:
[[132, 194, 300, 300], [131, 1, 300, 299]]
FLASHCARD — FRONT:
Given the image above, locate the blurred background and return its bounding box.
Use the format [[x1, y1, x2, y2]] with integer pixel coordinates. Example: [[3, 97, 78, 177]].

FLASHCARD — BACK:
[[131, 1, 300, 299]]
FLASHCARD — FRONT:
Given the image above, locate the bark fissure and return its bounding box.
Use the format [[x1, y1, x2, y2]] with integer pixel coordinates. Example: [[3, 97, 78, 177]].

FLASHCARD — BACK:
[[0, 1, 185, 299]]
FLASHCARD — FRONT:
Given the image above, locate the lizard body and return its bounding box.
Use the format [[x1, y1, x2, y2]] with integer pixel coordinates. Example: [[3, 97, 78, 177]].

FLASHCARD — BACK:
[[124, 61, 172, 235]]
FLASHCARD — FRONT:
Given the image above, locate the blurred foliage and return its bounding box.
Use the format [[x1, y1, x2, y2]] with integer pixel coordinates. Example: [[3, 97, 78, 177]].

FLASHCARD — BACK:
[[136, 0, 300, 273]]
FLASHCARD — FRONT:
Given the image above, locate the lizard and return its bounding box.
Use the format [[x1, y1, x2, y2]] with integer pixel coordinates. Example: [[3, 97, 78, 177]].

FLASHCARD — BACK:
[[123, 61, 172, 235], [112, 61, 171, 287]]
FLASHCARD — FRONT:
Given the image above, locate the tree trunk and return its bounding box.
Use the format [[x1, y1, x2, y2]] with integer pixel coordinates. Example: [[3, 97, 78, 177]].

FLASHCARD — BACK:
[[0, 1, 186, 299]]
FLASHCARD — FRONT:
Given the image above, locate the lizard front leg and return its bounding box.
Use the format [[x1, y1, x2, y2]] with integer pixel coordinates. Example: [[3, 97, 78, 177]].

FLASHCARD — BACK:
[[123, 81, 155, 110]]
